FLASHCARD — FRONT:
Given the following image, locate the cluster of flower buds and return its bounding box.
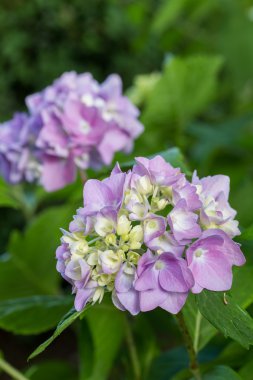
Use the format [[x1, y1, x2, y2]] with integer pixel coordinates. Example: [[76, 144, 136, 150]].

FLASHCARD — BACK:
[[56, 156, 245, 315], [0, 72, 143, 191]]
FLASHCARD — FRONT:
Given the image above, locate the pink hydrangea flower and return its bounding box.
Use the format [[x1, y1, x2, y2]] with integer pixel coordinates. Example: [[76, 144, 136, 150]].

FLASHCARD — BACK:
[[56, 156, 245, 315], [0, 72, 143, 191], [186, 229, 245, 293], [29, 72, 144, 191], [0, 113, 42, 184]]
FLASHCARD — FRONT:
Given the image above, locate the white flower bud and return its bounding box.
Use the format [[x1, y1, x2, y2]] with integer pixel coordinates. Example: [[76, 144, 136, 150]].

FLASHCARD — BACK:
[[161, 186, 173, 198], [70, 240, 89, 257], [127, 251, 140, 265], [117, 215, 131, 236], [62, 231, 89, 257], [105, 233, 117, 246], [99, 250, 122, 273], [135, 175, 153, 195], [129, 225, 143, 248], [195, 184, 203, 196], [124, 189, 142, 205], [130, 203, 147, 219], [92, 287, 104, 304], [97, 273, 114, 287], [151, 197, 168, 211], [94, 215, 115, 237], [123, 262, 135, 275], [87, 250, 99, 266]]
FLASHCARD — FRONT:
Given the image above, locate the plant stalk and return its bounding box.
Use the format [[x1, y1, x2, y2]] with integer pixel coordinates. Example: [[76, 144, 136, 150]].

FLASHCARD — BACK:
[[176, 312, 202, 380], [124, 317, 141, 380], [193, 310, 202, 353], [79, 170, 87, 184], [0, 357, 29, 380]]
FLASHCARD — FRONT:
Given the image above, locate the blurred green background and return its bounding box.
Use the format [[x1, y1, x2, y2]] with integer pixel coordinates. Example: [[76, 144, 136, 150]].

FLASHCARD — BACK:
[[1, 0, 253, 228], [1, 0, 253, 379]]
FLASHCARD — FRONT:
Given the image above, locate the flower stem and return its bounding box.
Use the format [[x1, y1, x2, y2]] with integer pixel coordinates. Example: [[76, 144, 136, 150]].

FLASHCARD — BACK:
[[176, 312, 202, 380], [124, 317, 141, 380], [79, 170, 87, 184], [193, 310, 202, 353], [0, 357, 29, 380]]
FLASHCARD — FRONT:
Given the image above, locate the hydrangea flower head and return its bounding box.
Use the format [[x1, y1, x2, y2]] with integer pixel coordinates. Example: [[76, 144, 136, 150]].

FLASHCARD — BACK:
[[0, 112, 42, 184], [56, 156, 245, 315], [27, 72, 144, 191], [0, 72, 143, 191]]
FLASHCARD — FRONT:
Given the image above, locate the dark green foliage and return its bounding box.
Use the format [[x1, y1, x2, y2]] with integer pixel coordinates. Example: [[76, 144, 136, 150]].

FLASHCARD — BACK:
[[0, 0, 163, 120], [1, 0, 253, 379], [28, 306, 91, 360], [0, 295, 73, 334], [197, 291, 253, 349]]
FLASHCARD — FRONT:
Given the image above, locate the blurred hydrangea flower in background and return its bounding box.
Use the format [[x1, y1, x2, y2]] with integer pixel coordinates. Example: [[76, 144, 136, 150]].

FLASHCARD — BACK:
[[0, 112, 42, 184], [0, 72, 144, 191], [56, 155, 245, 315]]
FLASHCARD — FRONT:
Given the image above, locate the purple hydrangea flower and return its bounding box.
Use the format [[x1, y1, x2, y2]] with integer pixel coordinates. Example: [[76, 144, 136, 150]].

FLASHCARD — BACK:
[[113, 263, 140, 315], [186, 229, 245, 293], [134, 251, 194, 314], [0, 72, 143, 191], [0, 113, 42, 184], [192, 172, 240, 237], [30, 72, 144, 191], [168, 199, 201, 243], [56, 155, 245, 316]]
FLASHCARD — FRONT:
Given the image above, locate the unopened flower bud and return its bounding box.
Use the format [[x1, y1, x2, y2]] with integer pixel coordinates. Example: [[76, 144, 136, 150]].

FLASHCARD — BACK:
[[105, 233, 117, 246], [94, 215, 116, 237], [161, 186, 173, 198], [127, 251, 140, 265], [136, 175, 153, 195], [151, 197, 168, 211], [92, 287, 104, 304], [70, 240, 89, 257], [97, 273, 114, 287], [129, 225, 143, 248], [87, 250, 99, 266], [117, 215, 131, 236], [99, 250, 122, 274]]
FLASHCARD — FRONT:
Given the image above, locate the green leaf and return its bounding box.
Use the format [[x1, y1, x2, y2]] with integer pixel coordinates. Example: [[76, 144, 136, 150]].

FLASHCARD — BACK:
[[142, 55, 223, 145], [239, 358, 253, 380], [120, 147, 189, 174], [147, 347, 189, 380], [28, 305, 91, 360], [239, 224, 253, 241], [216, 342, 248, 370], [0, 254, 39, 300], [0, 178, 20, 208], [127, 72, 161, 107], [36, 176, 83, 208], [196, 291, 253, 349], [188, 113, 253, 168], [80, 303, 125, 380], [183, 294, 216, 352], [196, 365, 241, 380], [230, 265, 253, 308], [184, 265, 253, 353], [152, 0, 188, 34], [25, 360, 76, 380], [0, 205, 74, 300], [0, 295, 72, 335], [133, 314, 159, 379]]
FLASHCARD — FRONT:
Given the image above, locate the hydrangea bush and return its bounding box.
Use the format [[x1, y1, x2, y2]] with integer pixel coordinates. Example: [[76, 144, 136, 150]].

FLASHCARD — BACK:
[[56, 155, 245, 315], [0, 72, 143, 191]]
